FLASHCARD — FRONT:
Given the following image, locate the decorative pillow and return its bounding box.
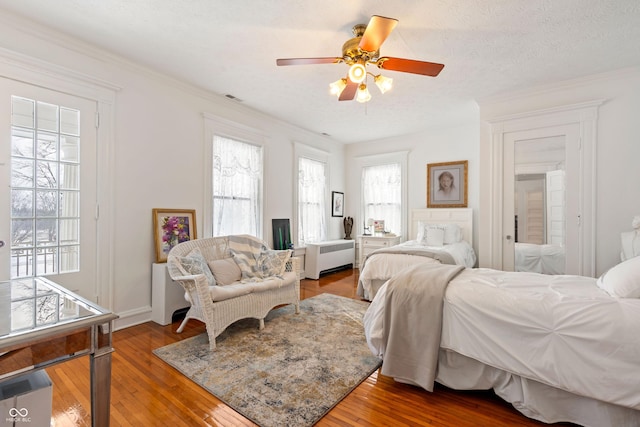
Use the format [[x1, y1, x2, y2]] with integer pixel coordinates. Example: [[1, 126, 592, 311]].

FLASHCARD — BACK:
[[443, 224, 462, 244], [208, 257, 242, 285], [175, 248, 215, 287], [417, 222, 462, 245], [257, 249, 292, 277], [230, 249, 262, 280], [416, 221, 427, 242], [596, 255, 640, 298], [425, 226, 445, 247]]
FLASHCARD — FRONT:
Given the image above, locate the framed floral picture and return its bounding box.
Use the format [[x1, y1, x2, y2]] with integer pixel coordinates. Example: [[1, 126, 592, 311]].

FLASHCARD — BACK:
[[427, 160, 468, 208], [152, 208, 197, 263]]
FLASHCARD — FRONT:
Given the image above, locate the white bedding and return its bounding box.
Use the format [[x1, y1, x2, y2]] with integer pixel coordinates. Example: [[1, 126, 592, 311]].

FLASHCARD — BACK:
[[515, 242, 565, 274], [364, 266, 640, 426], [357, 240, 476, 300]]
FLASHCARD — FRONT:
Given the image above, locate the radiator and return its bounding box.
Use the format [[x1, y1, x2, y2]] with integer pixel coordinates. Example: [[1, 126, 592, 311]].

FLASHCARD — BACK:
[[304, 239, 355, 280]]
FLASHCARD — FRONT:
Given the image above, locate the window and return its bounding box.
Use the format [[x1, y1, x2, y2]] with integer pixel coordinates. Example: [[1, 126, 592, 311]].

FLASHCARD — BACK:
[[297, 156, 327, 245], [212, 135, 263, 237], [362, 163, 402, 235], [10, 96, 81, 278]]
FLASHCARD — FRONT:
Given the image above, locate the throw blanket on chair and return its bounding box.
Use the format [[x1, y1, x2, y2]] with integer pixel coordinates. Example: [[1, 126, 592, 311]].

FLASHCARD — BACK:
[[228, 235, 268, 280], [380, 262, 464, 391]]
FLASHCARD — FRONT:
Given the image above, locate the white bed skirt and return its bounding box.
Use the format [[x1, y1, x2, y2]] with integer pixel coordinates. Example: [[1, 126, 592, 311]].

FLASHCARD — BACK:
[[435, 349, 640, 427]]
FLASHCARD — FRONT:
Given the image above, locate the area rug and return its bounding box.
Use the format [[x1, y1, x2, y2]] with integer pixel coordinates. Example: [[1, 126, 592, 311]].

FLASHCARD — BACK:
[[153, 293, 381, 427]]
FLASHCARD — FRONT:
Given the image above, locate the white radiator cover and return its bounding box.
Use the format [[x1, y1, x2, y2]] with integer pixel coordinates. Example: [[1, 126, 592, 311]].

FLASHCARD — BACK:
[[304, 239, 355, 279]]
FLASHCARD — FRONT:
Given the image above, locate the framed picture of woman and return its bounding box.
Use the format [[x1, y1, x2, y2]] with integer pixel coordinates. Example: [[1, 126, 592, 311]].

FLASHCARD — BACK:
[[427, 160, 468, 208]]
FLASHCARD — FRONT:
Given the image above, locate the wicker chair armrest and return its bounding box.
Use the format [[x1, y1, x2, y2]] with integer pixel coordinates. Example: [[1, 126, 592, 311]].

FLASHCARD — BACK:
[[285, 256, 299, 275]]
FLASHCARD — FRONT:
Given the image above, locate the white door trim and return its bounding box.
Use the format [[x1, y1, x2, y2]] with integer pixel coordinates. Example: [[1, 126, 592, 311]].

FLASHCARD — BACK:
[[0, 48, 120, 308], [484, 100, 603, 277]]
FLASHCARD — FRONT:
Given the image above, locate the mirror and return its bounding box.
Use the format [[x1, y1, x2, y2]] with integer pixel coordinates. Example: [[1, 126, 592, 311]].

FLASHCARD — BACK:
[[513, 136, 566, 274]]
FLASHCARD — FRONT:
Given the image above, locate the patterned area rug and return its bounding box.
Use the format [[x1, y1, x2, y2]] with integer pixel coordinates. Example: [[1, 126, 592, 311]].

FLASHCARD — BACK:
[[153, 293, 381, 427]]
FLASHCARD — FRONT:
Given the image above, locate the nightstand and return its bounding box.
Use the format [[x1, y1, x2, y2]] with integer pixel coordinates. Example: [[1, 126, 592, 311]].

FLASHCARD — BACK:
[[358, 235, 401, 268]]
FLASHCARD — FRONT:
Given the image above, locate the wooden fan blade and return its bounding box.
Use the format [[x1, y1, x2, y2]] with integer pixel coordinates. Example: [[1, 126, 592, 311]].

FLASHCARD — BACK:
[[339, 79, 358, 101], [376, 57, 445, 77], [276, 57, 342, 66], [359, 15, 398, 52]]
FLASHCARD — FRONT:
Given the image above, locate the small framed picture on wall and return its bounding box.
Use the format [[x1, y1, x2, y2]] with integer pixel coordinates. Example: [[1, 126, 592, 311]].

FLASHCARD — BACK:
[[332, 191, 344, 217], [427, 160, 468, 208]]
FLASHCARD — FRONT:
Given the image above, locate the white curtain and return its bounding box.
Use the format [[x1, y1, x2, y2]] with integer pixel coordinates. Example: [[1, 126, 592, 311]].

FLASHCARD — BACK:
[[212, 135, 262, 237], [362, 163, 402, 234], [298, 157, 326, 245]]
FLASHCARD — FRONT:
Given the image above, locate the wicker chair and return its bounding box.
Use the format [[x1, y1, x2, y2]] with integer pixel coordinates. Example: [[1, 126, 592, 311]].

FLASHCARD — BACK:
[[166, 235, 300, 350]]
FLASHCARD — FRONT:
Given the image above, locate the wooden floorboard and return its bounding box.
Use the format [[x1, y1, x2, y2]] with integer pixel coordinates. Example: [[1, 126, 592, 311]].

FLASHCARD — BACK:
[[45, 268, 575, 426]]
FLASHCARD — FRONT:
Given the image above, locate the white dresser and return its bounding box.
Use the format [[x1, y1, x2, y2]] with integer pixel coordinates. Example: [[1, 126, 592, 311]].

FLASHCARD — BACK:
[[358, 235, 401, 268]]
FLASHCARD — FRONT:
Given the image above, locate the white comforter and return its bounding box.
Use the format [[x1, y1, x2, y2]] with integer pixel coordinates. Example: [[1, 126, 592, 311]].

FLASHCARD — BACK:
[[357, 240, 476, 300], [364, 266, 640, 412]]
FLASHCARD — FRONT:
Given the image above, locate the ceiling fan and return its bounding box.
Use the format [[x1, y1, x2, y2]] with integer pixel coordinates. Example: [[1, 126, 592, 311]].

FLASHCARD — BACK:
[[276, 15, 444, 102]]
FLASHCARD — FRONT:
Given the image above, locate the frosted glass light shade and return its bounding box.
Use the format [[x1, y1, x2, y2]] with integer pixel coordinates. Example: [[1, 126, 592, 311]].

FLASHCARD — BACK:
[[329, 78, 347, 96], [356, 84, 371, 103], [374, 75, 393, 93], [348, 63, 367, 84]]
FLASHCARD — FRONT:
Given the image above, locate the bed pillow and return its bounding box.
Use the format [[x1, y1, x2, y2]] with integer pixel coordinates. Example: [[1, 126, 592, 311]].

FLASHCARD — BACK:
[[416, 221, 428, 242], [442, 224, 462, 244], [417, 222, 462, 245], [596, 255, 640, 298], [175, 248, 216, 287], [425, 226, 445, 247]]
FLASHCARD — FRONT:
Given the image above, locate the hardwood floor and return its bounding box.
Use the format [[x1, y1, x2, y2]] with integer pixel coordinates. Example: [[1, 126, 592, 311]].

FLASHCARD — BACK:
[[46, 268, 573, 426]]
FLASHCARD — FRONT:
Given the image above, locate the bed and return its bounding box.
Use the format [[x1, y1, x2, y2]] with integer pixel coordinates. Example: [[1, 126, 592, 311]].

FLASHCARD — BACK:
[[363, 256, 640, 427], [357, 208, 476, 301], [515, 242, 566, 274]]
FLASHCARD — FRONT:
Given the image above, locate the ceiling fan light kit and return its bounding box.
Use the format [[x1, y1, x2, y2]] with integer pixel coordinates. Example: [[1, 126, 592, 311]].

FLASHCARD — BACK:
[[348, 62, 367, 83], [329, 78, 347, 96], [356, 83, 372, 103], [276, 15, 444, 103]]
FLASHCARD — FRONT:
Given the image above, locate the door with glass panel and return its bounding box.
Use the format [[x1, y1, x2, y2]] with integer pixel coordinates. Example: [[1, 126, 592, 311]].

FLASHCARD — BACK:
[[0, 78, 98, 301]]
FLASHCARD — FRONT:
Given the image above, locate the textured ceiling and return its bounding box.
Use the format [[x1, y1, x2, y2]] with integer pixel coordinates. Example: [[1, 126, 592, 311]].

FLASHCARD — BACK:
[[1, 0, 639, 143]]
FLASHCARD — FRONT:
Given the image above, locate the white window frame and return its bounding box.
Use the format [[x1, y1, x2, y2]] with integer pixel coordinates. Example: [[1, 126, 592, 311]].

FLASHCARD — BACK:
[[356, 151, 408, 240], [293, 142, 329, 246], [203, 114, 265, 239]]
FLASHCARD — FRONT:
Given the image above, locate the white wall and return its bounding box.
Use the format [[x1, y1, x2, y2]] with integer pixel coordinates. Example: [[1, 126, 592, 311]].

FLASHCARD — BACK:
[[479, 68, 640, 275], [0, 14, 344, 329], [344, 112, 481, 255]]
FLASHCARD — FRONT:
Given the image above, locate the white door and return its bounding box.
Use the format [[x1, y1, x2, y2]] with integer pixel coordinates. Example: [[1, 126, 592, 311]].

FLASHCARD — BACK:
[[0, 77, 99, 301], [503, 124, 580, 274]]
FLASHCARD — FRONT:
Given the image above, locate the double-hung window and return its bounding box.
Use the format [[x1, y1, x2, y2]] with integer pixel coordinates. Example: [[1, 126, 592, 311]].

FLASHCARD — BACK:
[[358, 151, 407, 237], [211, 135, 263, 237], [362, 163, 402, 235], [297, 156, 327, 245]]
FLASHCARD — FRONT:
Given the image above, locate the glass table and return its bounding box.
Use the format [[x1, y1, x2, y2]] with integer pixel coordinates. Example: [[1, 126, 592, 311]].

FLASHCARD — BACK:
[[0, 277, 118, 426]]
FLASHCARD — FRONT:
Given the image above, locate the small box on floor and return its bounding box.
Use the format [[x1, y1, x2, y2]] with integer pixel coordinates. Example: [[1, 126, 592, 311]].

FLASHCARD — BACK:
[[0, 370, 52, 427]]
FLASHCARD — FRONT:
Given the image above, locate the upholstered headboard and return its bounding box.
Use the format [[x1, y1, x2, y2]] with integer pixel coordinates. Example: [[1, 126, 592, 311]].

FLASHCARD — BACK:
[[409, 208, 473, 245]]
